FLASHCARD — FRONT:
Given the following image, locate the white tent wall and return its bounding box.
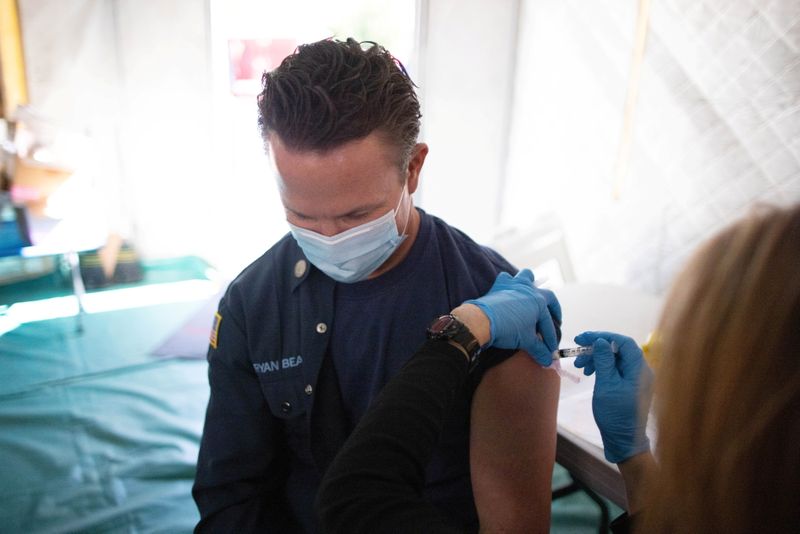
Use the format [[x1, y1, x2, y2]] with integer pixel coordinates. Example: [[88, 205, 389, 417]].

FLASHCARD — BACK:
[[421, 0, 799, 294], [415, 0, 520, 245], [501, 0, 800, 294], [18, 0, 217, 266], [110, 0, 215, 264], [17, 0, 126, 236]]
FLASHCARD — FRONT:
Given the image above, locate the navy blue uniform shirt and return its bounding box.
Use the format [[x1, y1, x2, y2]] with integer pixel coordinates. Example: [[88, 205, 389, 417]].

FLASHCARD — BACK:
[[193, 209, 515, 533]]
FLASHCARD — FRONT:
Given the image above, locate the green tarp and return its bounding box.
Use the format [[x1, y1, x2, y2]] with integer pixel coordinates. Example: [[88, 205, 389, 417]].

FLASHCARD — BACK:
[[0, 299, 210, 533]]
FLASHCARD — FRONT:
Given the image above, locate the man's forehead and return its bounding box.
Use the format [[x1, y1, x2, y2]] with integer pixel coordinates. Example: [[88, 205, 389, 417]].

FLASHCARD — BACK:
[[269, 132, 400, 163], [283, 196, 389, 219]]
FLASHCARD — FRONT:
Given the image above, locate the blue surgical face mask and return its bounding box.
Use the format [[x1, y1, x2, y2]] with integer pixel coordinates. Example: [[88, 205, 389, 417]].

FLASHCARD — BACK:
[[288, 187, 410, 283]]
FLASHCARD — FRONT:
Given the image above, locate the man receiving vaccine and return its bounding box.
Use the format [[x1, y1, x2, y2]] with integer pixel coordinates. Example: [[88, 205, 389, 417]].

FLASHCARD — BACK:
[[193, 38, 562, 534]]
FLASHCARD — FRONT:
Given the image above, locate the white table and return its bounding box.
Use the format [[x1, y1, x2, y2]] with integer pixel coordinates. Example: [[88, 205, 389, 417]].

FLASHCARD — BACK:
[[553, 283, 662, 508]]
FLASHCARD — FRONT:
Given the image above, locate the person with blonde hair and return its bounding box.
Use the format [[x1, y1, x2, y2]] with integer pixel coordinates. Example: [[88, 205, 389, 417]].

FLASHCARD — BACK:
[[575, 202, 800, 533], [317, 203, 800, 533]]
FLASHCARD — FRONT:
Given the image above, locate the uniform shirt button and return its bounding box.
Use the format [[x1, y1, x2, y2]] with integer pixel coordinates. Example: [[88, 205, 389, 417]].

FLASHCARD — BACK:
[[304, 384, 313, 396], [294, 260, 307, 278], [280, 401, 292, 414], [316, 322, 328, 334]]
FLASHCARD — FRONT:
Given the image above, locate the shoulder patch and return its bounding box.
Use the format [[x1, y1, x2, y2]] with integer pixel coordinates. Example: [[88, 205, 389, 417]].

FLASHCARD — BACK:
[[209, 312, 222, 349]]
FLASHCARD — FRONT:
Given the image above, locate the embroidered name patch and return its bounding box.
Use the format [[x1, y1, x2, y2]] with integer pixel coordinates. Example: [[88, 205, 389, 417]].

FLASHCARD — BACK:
[[253, 355, 304, 374], [209, 312, 222, 349]]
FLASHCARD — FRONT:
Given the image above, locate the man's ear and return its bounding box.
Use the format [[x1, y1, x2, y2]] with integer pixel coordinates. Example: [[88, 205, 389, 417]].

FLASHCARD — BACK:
[[406, 143, 428, 194]]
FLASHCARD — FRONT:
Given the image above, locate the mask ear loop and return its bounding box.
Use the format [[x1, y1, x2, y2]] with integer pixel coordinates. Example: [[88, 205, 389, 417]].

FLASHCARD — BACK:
[[396, 183, 412, 237]]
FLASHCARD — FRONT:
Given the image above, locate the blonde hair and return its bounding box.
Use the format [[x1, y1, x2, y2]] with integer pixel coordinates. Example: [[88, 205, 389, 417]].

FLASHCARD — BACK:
[[642, 204, 800, 533]]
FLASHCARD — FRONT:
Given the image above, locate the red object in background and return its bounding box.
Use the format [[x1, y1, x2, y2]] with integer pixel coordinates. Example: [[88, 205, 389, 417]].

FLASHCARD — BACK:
[[228, 38, 297, 96]]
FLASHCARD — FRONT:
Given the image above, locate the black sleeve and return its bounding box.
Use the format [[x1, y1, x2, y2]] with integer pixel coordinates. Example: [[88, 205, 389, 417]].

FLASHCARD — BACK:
[[316, 340, 470, 534], [192, 297, 299, 533], [610, 511, 638, 534]]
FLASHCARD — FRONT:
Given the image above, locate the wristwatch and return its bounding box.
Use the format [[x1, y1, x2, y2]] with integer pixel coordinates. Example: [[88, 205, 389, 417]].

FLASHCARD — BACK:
[[426, 314, 481, 362]]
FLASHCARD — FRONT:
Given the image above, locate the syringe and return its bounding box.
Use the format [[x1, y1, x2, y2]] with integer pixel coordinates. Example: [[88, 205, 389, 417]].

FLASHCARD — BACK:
[[553, 340, 619, 360]]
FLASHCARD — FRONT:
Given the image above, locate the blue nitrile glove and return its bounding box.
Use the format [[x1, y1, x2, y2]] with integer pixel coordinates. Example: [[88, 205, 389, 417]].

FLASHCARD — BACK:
[[465, 269, 562, 366], [573, 331, 654, 464]]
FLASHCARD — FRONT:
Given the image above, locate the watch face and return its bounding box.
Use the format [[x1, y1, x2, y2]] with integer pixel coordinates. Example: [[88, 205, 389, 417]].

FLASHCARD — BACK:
[[429, 315, 457, 336], [427, 314, 480, 360]]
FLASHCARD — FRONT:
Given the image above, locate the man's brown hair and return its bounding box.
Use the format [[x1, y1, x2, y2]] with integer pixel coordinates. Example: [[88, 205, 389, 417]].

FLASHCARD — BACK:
[[257, 38, 421, 168]]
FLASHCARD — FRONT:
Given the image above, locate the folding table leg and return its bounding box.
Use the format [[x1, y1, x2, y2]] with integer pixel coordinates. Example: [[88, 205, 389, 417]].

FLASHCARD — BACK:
[[66, 250, 86, 334]]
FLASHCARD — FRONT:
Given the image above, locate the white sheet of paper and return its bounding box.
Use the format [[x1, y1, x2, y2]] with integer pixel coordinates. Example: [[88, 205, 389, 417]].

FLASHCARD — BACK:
[[558, 382, 659, 456], [558, 388, 604, 449]]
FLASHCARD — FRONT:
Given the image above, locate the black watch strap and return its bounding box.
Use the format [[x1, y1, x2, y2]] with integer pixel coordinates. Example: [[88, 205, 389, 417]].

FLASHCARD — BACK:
[[426, 314, 481, 361]]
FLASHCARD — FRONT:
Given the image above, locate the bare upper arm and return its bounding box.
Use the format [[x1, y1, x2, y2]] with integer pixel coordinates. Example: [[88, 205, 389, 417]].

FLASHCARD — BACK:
[[470, 351, 560, 534]]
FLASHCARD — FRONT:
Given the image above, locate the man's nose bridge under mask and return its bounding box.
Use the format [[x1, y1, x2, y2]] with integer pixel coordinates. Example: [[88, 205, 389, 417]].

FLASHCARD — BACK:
[[320, 183, 408, 238]]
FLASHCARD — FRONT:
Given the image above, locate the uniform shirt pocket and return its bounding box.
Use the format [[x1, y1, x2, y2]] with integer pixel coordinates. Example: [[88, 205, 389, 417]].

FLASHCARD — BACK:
[[258, 371, 315, 465]]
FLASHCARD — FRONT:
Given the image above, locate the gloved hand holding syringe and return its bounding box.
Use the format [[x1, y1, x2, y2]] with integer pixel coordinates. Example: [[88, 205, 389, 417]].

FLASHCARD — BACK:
[[547, 342, 620, 383]]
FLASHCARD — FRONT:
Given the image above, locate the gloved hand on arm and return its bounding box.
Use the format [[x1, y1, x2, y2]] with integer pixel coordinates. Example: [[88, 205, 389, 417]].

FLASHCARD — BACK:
[[465, 269, 562, 366], [573, 331, 654, 464]]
